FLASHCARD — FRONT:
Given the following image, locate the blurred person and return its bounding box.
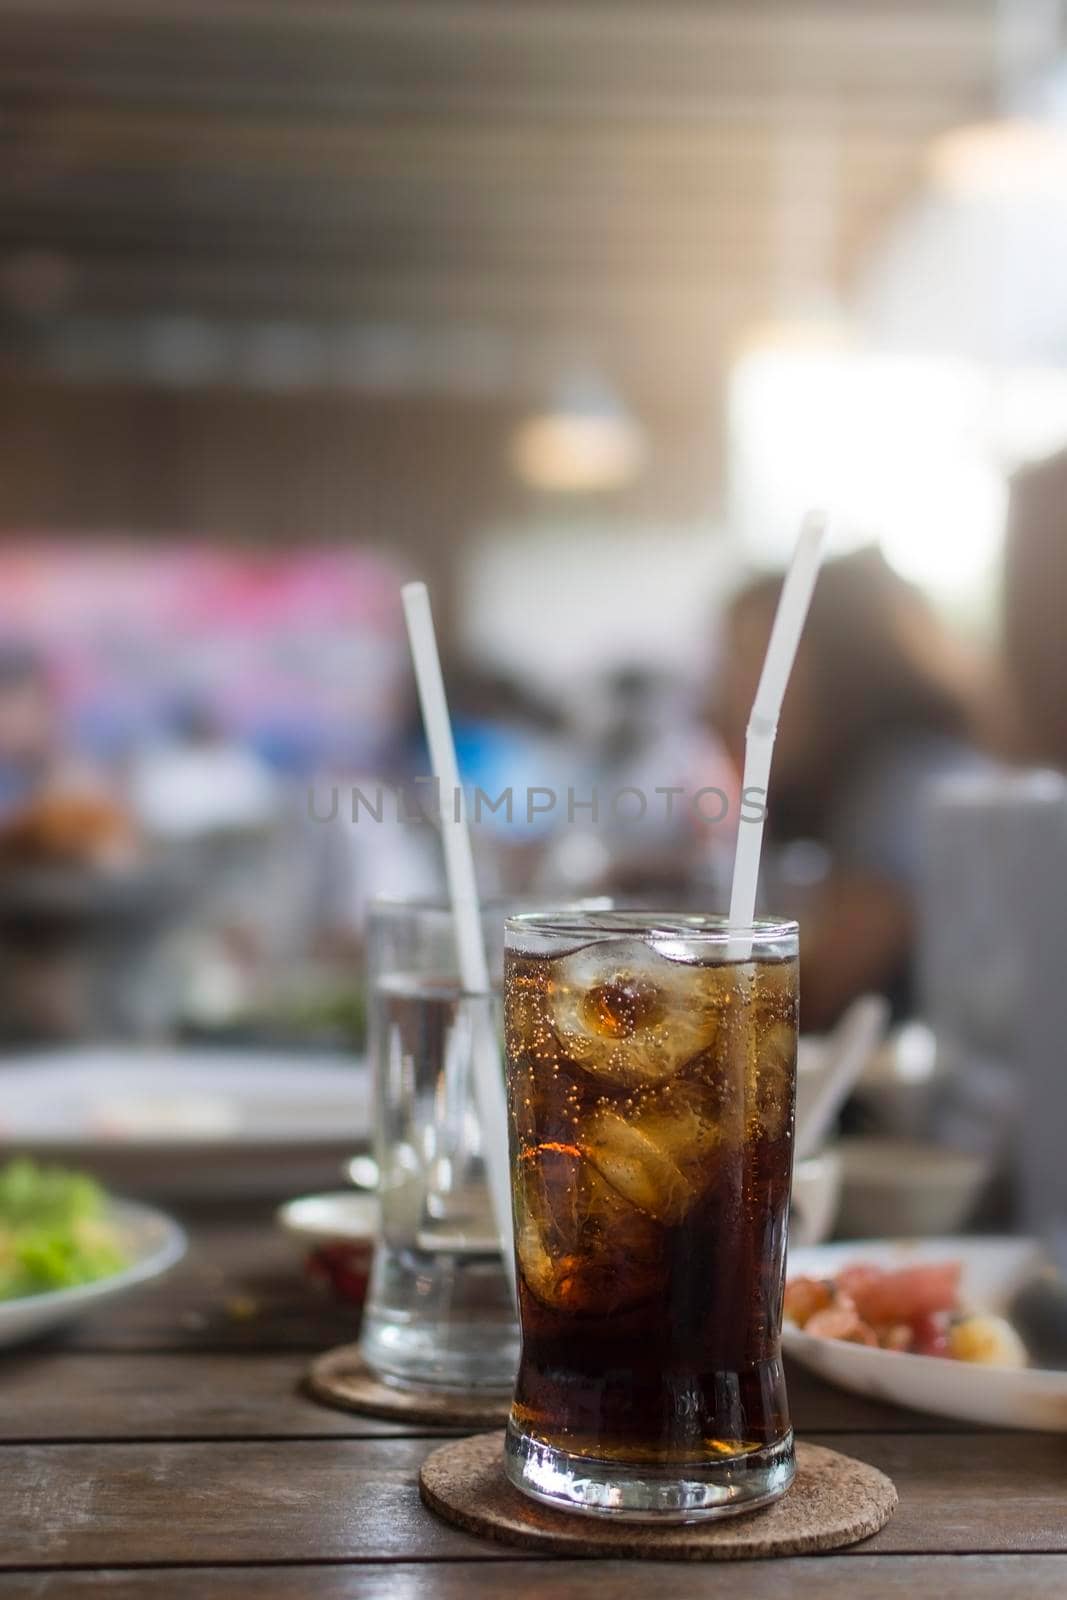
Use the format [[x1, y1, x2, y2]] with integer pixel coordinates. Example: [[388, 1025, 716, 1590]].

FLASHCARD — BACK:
[[290, 684, 441, 963], [127, 697, 280, 840], [451, 665, 576, 896], [1003, 447, 1067, 769], [714, 546, 993, 1028], [124, 697, 285, 1024], [0, 639, 132, 866], [0, 643, 145, 1040], [539, 664, 737, 899], [0, 643, 54, 813]]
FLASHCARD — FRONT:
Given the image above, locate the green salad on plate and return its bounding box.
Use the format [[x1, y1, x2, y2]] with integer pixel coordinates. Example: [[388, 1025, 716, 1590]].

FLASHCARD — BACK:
[[0, 1159, 129, 1301]]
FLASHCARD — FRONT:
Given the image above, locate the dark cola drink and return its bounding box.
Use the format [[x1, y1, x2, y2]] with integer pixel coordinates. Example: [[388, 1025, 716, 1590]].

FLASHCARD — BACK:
[[502, 911, 798, 1520]]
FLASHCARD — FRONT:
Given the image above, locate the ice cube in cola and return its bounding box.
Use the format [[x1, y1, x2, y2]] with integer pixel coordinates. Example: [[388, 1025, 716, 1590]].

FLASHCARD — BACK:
[[503, 913, 798, 1518]]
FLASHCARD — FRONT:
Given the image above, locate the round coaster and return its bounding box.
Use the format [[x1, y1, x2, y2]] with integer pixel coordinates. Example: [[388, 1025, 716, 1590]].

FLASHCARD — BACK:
[[419, 1432, 896, 1560], [305, 1344, 512, 1428]]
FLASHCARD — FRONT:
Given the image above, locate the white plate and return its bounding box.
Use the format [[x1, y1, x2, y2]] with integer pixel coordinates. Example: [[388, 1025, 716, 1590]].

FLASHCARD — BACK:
[[0, 1046, 371, 1198], [0, 1198, 186, 1348], [0, 1046, 370, 1144], [784, 1235, 1067, 1432]]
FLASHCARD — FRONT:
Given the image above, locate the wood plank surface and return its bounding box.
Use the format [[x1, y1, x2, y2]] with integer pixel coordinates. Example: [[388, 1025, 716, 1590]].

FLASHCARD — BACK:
[[59, 1221, 358, 1354], [3, 1556, 1066, 1600], [0, 1350, 975, 1441], [2, 1433, 1066, 1570], [4, 1212, 1066, 1596], [0, 1353, 442, 1442]]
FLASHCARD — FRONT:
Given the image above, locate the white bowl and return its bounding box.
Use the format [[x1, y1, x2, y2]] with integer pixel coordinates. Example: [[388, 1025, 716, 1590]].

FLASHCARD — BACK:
[[853, 1021, 940, 1137], [276, 1190, 379, 1305], [836, 1137, 992, 1238], [276, 1190, 379, 1250]]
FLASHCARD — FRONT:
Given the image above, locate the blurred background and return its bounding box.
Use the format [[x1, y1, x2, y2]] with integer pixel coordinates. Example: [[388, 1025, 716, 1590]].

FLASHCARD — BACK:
[[2, 0, 1067, 1232]]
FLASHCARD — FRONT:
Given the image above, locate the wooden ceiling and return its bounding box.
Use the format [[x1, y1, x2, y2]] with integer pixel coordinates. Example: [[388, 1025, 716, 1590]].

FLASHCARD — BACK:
[[0, 1, 1011, 402]]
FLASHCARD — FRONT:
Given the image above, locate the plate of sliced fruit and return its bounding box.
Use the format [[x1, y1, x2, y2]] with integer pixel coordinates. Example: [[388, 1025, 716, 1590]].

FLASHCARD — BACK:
[[783, 1236, 1067, 1432]]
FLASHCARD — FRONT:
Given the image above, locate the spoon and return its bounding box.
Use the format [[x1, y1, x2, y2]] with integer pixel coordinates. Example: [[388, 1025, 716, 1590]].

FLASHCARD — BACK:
[[795, 993, 890, 1162]]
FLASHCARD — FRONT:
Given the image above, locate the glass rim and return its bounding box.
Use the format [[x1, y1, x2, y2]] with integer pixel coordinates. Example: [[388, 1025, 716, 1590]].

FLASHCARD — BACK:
[[504, 910, 798, 944], [369, 893, 504, 917], [370, 893, 616, 917]]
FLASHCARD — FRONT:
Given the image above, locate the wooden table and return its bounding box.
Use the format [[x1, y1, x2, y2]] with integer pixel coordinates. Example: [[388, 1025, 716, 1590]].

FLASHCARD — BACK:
[[2, 1206, 1065, 1596]]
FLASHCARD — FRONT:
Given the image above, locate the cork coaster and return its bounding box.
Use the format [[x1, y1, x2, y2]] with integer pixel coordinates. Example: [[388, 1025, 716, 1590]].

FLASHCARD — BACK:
[[305, 1344, 512, 1428], [419, 1432, 896, 1560]]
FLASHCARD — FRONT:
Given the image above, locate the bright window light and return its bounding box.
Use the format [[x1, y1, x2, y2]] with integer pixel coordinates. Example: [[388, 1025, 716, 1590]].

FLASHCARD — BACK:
[[995, 367, 1067, 463], [928, 120, 1067, 202], [728, 330, 1013, 609]]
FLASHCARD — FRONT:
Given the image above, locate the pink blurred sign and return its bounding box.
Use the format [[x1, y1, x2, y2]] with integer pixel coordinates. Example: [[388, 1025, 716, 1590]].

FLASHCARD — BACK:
[[0, 540, 410, 769]]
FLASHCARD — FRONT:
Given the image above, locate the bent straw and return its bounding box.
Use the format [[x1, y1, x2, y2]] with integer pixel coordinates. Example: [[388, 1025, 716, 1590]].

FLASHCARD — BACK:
[[400, 582, 516, 1300], [727, 511, 827, 956]]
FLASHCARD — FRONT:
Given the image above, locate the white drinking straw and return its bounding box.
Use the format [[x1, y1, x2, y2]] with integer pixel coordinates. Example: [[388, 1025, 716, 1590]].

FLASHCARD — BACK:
[[727, 511, 828, 955], [400, 581, 516, 1299]]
